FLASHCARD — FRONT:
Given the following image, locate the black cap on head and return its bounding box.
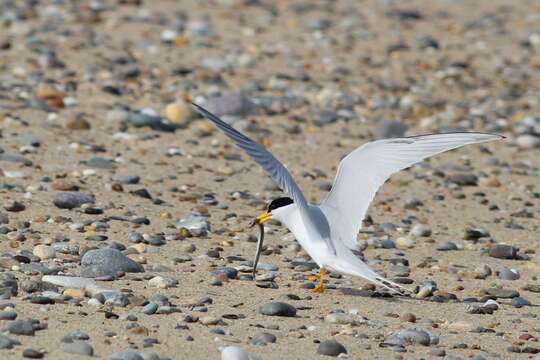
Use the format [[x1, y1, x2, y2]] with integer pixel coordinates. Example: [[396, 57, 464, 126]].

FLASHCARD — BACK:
[[267, 197, 293, 212]]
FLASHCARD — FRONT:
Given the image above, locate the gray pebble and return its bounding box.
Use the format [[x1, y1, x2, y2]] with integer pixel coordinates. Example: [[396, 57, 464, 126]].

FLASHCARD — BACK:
[[385, 329, 431, 346], [511, 297, 531, 308], [141, 302, 158, 315], [489, 245, 518, 259], [63, 341, 94, 357], [259, 302, 296, 317], [81, 248, 144, 278], [318, 340, 347, 357], [0, 334, 20, 349], [410, 224, 432, 237], [436, 241, 458, 251], [53, 192, 95, 209], [0, 310, 17, 320], [5, 319, 36, 335], [498, 267, 520, 280], [110, 350, 144, 360]]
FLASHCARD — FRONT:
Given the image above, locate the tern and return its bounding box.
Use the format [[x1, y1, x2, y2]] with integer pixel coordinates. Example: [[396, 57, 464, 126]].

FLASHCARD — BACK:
[[192, 102, 503, 294]]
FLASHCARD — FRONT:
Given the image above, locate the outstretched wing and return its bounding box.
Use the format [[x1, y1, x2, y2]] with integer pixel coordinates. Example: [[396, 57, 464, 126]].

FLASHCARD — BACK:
[[192, 103, 335, 253], [320, 132, 503, 250]]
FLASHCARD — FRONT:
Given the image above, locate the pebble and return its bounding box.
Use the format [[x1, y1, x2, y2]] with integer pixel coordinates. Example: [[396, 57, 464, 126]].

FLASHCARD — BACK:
[[511, 297, 531, 308], [486, 288, 519, 299], [148, 276, 177, 289], [259, 302, 296, 317], [318, 340, 347, 357], [489, 245, 518, 259], [0, 334, 20, 349], [221, 346, 261, 360], [141, 302, 158, 315], [32, 245, 56, 260], [5, 320, 36, 335], [436, 241, 458, 251], [176, 213, 210, 236], [164, 101, 196, 124], [4, 200, 25, 212], [22, 348, 44, 358], [498, 267, 520, 280], [251, 332, 277, 345], [63, 341, 94, 357], [385, 329, 432, 346], [516, 134, 540, 149], [81, 248, 144, 278], [110, 351, 144, 360], [53, 192, 95, 209], [410, 224, 431, 237], [0, 310, 17, 320]]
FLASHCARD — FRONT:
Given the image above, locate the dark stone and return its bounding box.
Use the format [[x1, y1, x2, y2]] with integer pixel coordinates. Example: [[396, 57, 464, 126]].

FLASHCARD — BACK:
[[318, 340, 347, 356], [259, 302, 297, 317]]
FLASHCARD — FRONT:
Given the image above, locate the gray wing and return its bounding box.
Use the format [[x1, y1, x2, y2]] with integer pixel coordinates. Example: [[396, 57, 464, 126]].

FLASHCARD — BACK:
[[192, 103, 335, 253]]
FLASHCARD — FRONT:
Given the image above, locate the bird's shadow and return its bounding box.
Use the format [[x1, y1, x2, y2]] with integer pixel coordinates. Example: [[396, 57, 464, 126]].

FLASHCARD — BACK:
[[337, 287, 538, 307]]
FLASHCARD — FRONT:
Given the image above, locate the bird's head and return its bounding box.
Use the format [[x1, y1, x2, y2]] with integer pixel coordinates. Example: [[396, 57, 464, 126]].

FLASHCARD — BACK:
[[251, 197, 294, 226]]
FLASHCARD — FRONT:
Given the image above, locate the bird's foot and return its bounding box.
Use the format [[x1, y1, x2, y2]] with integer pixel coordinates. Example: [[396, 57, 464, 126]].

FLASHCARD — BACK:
[[310, 268, 327, 294]]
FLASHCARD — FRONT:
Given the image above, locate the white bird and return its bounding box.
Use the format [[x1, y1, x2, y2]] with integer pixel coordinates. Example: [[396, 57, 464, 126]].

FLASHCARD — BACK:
[[192, 102, 503, 294]]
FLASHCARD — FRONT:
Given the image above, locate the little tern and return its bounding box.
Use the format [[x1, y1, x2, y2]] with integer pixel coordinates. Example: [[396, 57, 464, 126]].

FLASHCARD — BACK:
[[192, 102, 503, 294]]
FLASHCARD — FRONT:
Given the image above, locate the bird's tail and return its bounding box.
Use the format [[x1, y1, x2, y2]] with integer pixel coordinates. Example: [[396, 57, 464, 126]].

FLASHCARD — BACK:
[[333, 256, 412, 295]]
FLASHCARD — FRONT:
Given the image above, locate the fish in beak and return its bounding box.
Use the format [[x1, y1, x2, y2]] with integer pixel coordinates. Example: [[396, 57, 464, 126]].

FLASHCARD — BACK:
[[250, 212, 272, 277]]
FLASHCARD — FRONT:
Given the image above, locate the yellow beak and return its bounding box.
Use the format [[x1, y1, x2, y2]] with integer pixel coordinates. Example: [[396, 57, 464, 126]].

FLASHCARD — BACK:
[[255, 212, 272, 225]]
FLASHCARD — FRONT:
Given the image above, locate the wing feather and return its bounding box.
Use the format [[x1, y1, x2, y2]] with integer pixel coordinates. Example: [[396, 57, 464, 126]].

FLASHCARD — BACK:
[[321, 132, 503, 250], [192, 103, 336, 253]]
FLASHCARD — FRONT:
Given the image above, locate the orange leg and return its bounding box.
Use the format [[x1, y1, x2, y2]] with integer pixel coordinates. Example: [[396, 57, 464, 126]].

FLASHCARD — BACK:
[[311, 268, 327, 293]]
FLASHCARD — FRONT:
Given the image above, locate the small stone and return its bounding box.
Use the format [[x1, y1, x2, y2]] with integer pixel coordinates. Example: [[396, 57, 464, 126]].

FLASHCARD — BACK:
[[511, 297, 531, 308], [498, 267, 520, 280], [6, 320, 35, 335], [447, 174, 478, 186], [22, 348, 44, 358], [486, 287, 519, 299], [259, 302, 296, 317], [396, 237, 415, 249], [489, 245, 518, 259], [436, 241, 458, 251], [148, 276, 177, 289], [176, 213, 210, 237], [4, 201, 25, 212], [33, 245, 56, 260], [210, 267, 238, 279], [0, 334, 21, 349], [53, 192, 95, 209], [0, 311, 17, 320], [385, 329, 431, 346], [63, 288, 86, 298], [324, 313, 356, 325], [400, 313, 416, 322], [65, 115, 91, 130], [164, 101, 195, 124], [81, 248, 144, 278], [318, 340, 347, 357], [516, 134, 540, 149], [251, 332, 277, 345], [221, 346, 261, 360], [410, 224, 431, 237], [110, 350, 144, 360], [141, 302, 158, 315], [64, 341, 94, 357], [200, 316, 220, 325]]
